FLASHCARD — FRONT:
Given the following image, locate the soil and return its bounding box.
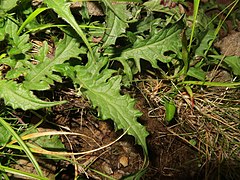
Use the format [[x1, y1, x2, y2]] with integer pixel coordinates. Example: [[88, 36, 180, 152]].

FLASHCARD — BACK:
[[31, 72, 238, 180], [33, 82, 201, 180], [9, 77, 240, 180], [51, 90, 144, 180], [15, 67, 237, 180], [8, 72, 240, 179], [215, 31, 240, 56]]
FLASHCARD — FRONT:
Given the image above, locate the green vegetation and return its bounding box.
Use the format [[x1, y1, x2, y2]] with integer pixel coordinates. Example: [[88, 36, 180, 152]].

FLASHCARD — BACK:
[[0, 0, 239, 179]]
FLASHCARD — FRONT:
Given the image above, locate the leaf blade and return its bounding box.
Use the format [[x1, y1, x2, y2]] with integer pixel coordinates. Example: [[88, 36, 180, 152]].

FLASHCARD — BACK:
[[164, 100, 176, 122], [44, 0, 93, 59], [23, 35, 81, 90], [0, 117, 44, 177], [102, 3, 128, 48], [57, 58, 149, 155], [119, 23, 182, 72], [79, 72, 149, 154], [224, 56, 240, 76], [0, 80, 66, 110]]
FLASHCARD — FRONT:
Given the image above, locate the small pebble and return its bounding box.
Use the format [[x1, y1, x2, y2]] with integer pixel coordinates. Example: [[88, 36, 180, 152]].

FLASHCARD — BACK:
[[119, 156, 129, 167], [101, 162, 113, 175]]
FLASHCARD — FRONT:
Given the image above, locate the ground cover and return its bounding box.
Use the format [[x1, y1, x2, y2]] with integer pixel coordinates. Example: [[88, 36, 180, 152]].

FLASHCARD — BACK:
[[0, 0, 239, 179]]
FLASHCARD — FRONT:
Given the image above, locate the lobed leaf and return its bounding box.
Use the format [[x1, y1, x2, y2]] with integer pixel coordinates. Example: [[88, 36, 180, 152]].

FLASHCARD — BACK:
[[102, 3, 128, 48], [117, 23, 182, 72], [79, 69, 148, 154], [0, 80, 66, 110], [57, 57, 149, 155], [23, 35, 82, 90], [195, 29, 215, 57], [4, 19, 32, 56], [144, 0, 177, 13]]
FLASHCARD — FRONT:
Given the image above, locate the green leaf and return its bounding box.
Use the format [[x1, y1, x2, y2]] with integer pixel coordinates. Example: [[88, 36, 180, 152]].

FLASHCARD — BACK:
[[5, 19, 32, 56], [0, 0, 18, 12], [144, 0, 173, 12], [0, 117, 44, 177], [144, 0, 164, 11], [189, 139, 197, 146], [0, 23, 5, 41], [164, 100, 176, 122], [44, 0, 94, 60], [0, 57, 17, 68], [180, 80, 240, 87], [102, 3, 128, 48], [0, 164, 48, 180], [223, 56, 240, 76], [5, 18, 17, 38], [143, 0, 181, 17], [102, 0, 138, 23], [80, 73, 148, 154], [0, 124, 11, 146], [118, 23, 182, 72], [0, 80, 66, 110], [17, 7, 49, 35], [187, 67, 206, 81], [5, 67, 26, 79], [34, 135, 65, 150], [195, 29, 215, 57], [4, 58, 32, 80], [23, 35, 82, 90], [58, 57, 149, 155]]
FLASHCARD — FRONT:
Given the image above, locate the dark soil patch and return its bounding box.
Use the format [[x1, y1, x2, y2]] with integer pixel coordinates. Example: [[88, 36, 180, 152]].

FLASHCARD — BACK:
[[7, 74, 240, 180], [51, 89, 144, 179], [48, 82, 203, 180], [136, 96, 199, 180], [46, 73, 239, 180]]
